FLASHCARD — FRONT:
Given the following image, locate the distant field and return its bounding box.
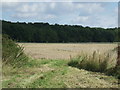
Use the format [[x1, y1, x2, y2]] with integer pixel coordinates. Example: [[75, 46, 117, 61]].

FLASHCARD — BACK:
[[18, 43, 118, 60]]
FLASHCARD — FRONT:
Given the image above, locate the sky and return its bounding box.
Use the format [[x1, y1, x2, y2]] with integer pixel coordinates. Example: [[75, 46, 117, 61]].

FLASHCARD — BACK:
[[1, 1, 118, 28]]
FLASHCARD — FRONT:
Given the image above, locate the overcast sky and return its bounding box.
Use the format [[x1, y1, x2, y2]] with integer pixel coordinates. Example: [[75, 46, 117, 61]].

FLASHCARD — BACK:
[[1, 1, 118, 28]]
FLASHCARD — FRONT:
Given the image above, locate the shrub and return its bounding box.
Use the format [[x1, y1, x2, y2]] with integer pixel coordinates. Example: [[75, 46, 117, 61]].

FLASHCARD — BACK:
[[2, 34, 28, 68]]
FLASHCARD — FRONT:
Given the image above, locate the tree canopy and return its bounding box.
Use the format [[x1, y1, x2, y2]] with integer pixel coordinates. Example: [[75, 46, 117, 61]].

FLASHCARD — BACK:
[[2, 20, 119, 43]]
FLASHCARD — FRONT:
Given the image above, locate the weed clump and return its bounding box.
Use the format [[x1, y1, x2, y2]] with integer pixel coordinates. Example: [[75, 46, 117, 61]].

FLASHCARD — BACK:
[[68, 51, 116, 73]]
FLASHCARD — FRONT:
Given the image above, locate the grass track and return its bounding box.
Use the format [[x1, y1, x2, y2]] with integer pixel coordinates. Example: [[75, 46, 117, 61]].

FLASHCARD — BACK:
[[2, 59, 119, 88]]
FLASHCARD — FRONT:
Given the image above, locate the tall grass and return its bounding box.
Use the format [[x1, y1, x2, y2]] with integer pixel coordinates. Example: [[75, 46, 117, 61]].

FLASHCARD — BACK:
[[2, 34, 28, 68], [68, 51, 116, 73], [106, 46, 120, 79]]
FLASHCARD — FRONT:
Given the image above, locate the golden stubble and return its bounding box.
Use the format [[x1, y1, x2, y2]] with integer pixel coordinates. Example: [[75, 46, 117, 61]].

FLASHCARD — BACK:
[[18, 43, 118, 60]]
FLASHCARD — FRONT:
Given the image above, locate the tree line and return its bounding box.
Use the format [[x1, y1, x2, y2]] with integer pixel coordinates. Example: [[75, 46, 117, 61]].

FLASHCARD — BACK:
[[2, 20, 119, 43]]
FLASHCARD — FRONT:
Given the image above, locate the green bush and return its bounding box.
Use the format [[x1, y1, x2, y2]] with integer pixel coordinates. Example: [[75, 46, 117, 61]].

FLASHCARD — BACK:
[[2, 34, 28, 67], [68, 51, 114, 73]]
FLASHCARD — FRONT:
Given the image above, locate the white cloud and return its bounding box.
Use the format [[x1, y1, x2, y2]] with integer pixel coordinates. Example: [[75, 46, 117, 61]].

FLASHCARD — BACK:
[[2, 2, 118, 28], [115, 7, 118, 13], [96, 15, 117, 28], [72, 16, 89, 23], [17, 4, 30, 13], [12, 13, 38, 18], [70, 12, 117, 28], [84, 3, 104, 14], [2, 2, 104, 15], [38, 14, 57, 20], [2, 2, 19, 8], [16, 3, 44, 13], [2, 0, 119, 2], [46, 14, 56, 19], [49, 2, 56, 9], [2, 0, 19, 2]]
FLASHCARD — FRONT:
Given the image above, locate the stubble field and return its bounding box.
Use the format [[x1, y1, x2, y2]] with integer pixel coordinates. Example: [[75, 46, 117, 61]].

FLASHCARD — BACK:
[[18, 43, 118, 60]]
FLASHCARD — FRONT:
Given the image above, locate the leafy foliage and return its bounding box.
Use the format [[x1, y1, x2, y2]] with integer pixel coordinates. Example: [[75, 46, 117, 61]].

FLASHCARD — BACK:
[[2, 20, 118, 43]]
